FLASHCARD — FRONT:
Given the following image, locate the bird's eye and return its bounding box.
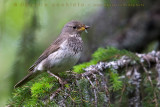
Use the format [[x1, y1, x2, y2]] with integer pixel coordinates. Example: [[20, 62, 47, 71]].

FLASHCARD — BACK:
[[73, 26, 76, 29]]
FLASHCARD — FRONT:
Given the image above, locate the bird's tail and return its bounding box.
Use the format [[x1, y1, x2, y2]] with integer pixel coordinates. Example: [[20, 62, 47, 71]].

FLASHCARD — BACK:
[[14, 71, 39, 88]]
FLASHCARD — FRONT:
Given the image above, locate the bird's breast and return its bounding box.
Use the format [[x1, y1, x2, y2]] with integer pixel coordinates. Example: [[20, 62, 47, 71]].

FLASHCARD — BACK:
[[47, 48, 81, 73], [44, 37, 83, 73], [67, 36, 83, 54]]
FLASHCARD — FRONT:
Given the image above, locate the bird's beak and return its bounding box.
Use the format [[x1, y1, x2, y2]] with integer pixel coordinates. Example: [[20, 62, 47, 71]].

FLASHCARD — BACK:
[[78, 25, 90, 32]]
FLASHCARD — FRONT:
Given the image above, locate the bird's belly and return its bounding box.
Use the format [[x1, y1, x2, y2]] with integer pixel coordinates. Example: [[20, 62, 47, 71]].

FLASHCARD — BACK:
[[46, 49, 81, 73]]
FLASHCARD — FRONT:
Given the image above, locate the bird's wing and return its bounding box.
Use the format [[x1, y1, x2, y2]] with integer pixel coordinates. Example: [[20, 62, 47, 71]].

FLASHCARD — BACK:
[[28, 36, 66, 72]]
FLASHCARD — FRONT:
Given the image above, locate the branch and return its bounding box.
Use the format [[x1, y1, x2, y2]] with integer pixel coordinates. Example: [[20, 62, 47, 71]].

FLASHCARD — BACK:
[[8, 51, 160, 106]]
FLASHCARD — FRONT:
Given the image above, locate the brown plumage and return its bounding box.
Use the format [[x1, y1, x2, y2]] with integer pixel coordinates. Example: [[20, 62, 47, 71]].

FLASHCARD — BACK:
[[14, 21, 90, 88], [28, 36, 65, 72]]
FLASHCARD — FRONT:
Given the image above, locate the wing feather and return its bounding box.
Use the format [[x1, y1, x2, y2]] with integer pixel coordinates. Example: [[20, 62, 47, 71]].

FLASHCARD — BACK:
[[28, 36, 67, 72]]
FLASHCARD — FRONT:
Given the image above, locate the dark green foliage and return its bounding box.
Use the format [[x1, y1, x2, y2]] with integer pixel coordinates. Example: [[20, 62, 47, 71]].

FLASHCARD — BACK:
[[8, 72, 59, 106], [8, 87, 31, 106], [141, 71, 160, 107]]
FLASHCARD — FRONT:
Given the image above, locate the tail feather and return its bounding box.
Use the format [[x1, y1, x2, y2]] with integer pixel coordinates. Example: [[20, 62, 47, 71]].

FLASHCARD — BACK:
[[14, 72, 38, 88]]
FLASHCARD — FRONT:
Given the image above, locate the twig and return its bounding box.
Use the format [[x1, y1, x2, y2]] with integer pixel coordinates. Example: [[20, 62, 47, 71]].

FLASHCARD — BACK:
[[141, 62, 153, 86], [85, 76, 98, 107], [86, 76, 95, 88], [50, 87, 63, 101], [118, 85, 126, 103], [128, 66, 141, 107], [98, 72, 110, 106], [141, 61, 158, 107]]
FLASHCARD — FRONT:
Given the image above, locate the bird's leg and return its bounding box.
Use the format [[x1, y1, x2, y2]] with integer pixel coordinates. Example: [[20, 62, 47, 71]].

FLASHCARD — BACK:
[[47, 71, 66, 88]]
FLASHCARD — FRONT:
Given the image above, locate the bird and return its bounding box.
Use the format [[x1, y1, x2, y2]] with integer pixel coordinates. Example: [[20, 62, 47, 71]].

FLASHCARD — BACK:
[[14, 20, 90, 88]]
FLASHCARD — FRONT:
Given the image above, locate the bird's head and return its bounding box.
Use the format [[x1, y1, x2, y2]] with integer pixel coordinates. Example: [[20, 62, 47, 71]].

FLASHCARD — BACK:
[[62, 20, 90, 35]]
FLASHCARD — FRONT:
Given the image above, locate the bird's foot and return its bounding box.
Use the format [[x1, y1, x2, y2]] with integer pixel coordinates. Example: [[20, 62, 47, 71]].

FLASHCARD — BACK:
[[47, 71, 67, 88]]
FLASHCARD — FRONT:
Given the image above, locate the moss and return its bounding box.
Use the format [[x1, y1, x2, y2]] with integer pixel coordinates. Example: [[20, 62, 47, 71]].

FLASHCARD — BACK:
[[73, 60, 97, 73]]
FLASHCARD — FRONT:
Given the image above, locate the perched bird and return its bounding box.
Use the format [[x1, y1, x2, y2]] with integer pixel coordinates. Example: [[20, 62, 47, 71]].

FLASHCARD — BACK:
[[14, 21, 90, 88]]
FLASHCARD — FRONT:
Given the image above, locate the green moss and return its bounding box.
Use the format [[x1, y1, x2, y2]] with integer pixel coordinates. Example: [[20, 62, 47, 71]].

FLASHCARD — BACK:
[[73, 60, 97, 73], [31, 82, 51, 98]]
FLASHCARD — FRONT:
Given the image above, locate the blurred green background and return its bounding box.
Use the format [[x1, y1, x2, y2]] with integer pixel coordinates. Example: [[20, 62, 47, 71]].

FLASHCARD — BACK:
[[0, 0, 102, 106]]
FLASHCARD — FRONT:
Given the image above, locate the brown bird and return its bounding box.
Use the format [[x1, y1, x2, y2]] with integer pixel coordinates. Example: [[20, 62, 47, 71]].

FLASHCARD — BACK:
[[14, 21, 90, 88]]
